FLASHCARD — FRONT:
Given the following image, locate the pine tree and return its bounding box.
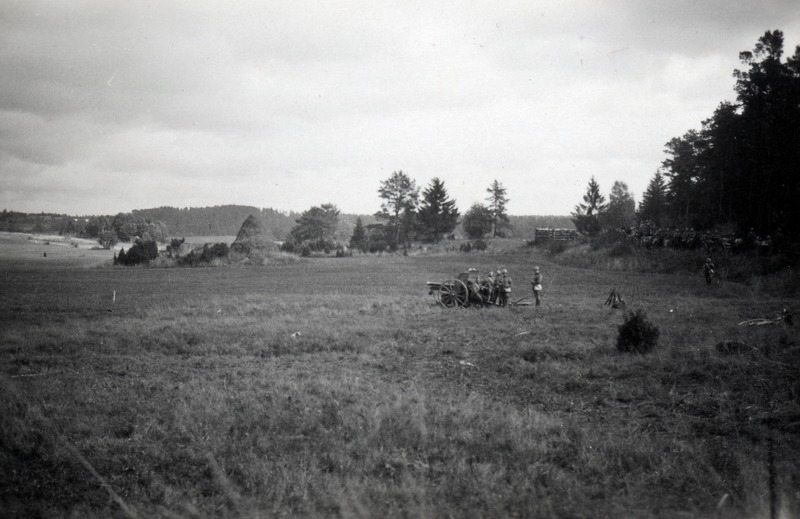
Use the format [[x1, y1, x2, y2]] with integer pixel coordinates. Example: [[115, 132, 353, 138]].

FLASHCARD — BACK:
[[485, 180, 510, 238], [638, 172, 668, 226], [418, 178, 459, 243], [571, 176, 606, 235], [349, 217, 367, 252]]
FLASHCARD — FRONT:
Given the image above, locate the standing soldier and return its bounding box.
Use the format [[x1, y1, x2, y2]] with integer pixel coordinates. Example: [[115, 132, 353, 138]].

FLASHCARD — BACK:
[[497, 269, 510, 307], [703, 257, 716, 285], [465, 268, 483, 306], [531, 266, 542, 307], [484, 270, 496, 305], [471, 270, 485, 306], [503, 269, 512, 306], [493, 269, 503, 306]]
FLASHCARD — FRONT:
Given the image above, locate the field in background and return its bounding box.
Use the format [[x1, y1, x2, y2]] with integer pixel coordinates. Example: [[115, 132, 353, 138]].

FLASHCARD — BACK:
[[0, 238, 798, 518], [0, 231, 113, 267]]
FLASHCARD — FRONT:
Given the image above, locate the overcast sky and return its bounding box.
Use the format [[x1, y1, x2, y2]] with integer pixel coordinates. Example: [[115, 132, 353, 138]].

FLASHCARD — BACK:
[[2, 1, 799, 217]]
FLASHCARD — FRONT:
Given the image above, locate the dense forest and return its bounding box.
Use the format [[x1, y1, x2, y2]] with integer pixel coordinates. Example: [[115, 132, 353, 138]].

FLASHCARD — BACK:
[[640, 30, 800, 240]]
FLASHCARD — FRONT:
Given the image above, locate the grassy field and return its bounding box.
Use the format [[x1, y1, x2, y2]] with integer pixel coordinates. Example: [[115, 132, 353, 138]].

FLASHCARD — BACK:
[[1, 234, 798, 518], [0, 232, 113, 267]]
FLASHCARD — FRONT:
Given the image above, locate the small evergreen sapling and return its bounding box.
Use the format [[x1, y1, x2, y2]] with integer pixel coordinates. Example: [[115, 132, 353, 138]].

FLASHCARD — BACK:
[[617, 309, 660, 353]]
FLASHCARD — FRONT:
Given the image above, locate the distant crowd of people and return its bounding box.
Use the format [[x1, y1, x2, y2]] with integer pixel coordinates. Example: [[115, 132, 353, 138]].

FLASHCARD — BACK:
[[624, 222, 785, 256]]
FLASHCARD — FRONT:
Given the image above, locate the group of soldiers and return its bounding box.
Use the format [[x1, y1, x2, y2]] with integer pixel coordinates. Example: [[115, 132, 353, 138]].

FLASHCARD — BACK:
[[458, 266, 543, 308], [461, 267, 515, 307]]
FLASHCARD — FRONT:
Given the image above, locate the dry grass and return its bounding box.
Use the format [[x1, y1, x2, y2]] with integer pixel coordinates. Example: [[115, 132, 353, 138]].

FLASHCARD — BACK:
[[0, 236, 798, 518]]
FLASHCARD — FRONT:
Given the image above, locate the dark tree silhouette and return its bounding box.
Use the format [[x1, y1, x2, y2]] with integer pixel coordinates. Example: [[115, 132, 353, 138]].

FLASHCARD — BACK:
[[377, 171, 419, 247], [571, 176, 606, 236], [485, 180, 510, 237], [418, 178, 459, 243]]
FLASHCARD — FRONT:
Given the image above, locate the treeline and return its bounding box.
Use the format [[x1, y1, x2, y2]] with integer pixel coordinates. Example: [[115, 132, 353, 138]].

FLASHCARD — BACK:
[[281, 173, 578, 256], [0, 210, 168, 249], [2, 207, 572, 247], [0, 210, 86, 235], [132, 205, 299, 239], [283, 175, 511, 255], [638, 30, 800, 240]]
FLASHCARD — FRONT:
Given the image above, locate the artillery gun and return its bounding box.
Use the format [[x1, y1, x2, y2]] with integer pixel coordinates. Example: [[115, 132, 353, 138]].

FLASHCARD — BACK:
[[426, 269, 495, 308]]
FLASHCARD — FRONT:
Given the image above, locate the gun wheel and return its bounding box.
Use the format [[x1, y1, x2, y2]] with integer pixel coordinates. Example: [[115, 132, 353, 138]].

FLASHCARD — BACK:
[[439, 280, 469, 308]]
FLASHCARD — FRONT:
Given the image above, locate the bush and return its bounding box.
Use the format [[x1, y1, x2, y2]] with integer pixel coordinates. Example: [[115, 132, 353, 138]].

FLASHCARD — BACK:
[[617, 310, 660, 354], [167, 238, 185, 258], [281, 238, 338, 256], [473, 239, 487, 251], [98, 230, 118, 249], [117, 239, 159, 266], [177, 243, 229, 266]]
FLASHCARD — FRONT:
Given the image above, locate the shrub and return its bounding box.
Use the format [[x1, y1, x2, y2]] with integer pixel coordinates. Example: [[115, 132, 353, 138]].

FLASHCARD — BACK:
[[281, 238, 338, 255], [177, 243, 229, 266], [97, 230, 118, 249], [117, 239, 159, 266], [617, 309, 660, 354], [473, 239, 487, 251], [167, 237, 186, 258]]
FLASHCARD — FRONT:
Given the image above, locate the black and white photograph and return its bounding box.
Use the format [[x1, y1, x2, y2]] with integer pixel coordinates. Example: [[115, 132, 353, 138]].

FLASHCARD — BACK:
[[1, 1, 798, 517]]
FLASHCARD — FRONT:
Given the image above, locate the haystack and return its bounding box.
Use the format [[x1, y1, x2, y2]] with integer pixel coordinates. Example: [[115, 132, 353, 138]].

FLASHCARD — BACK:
[[230, 214, 276, 254]]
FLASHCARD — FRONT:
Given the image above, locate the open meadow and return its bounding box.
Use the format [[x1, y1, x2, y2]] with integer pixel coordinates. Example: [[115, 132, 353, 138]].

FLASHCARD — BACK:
[[1, 235, 798, 518]]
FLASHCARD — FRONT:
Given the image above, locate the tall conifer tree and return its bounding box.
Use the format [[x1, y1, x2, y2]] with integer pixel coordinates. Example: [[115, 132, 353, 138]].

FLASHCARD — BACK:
[[418, 178, 459, 243], [485, 180, 510, 238]]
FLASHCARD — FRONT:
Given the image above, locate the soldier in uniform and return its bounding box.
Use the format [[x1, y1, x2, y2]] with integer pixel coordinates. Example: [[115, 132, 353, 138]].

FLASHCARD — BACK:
[[483, 270, 496, 305], [491, 269, 501, 307], [531, 266, 542, 306], [703, 258, 715, 285], [496, 269, 508, 307], [466, 268, 483, 306], [502, 268, 512, 306]]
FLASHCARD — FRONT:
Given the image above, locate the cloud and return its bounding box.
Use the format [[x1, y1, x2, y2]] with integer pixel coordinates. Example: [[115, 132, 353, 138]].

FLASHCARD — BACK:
[[1, 0, 799, 216]]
